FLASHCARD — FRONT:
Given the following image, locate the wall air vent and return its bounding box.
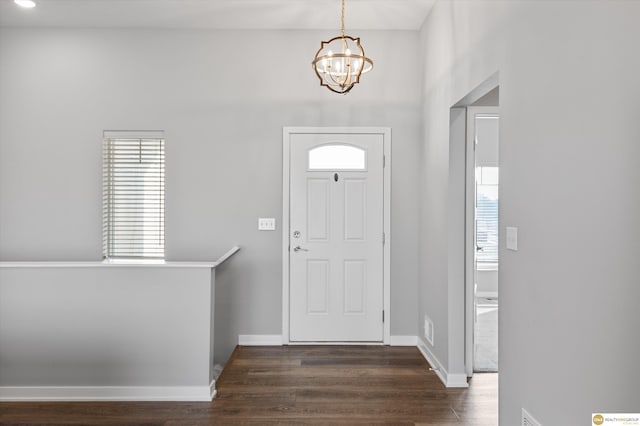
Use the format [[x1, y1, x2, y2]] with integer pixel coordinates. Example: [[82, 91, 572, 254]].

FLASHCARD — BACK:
[[424, 315, 434, 345]]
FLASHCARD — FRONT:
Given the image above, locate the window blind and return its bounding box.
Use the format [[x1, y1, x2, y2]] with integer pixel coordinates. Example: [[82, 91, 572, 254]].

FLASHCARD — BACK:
[[103, 136, 165, 259], [475, 167, 499, 265]]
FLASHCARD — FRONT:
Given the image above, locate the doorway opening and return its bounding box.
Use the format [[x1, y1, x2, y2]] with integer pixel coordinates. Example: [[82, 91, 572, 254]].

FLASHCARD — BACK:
[[468, 105, 499, 373], [449, 75, 500, 379]]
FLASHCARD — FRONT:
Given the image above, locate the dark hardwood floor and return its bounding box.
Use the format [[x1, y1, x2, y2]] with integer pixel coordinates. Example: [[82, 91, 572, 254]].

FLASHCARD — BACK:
[[0, 345, 498, 425]]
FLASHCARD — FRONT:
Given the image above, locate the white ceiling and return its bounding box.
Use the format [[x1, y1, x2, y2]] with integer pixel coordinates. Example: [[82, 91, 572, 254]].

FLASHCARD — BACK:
[[0, 0, 437, 31]]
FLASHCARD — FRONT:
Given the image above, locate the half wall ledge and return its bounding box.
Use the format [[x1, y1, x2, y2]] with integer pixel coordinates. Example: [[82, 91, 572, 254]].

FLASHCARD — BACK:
[[0, 246, 240, 402]]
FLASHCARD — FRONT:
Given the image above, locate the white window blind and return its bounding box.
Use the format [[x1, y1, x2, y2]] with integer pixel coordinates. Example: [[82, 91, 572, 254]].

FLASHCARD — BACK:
[[476, 166, 499, 266], [103, 133, 165, 259]]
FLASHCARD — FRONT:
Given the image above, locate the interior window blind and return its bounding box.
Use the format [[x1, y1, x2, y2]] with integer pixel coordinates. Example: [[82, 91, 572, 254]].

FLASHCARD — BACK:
[[475, 166, 499, 265], [103, 135, 165, 259]]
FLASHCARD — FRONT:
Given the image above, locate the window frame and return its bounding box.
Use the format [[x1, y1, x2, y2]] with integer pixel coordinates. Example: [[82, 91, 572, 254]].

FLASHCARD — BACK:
[[102, 131, 165, 260]]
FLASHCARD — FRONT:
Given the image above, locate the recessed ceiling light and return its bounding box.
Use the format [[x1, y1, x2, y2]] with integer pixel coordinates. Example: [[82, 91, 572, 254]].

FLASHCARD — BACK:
[[15, 0, 36, 8]]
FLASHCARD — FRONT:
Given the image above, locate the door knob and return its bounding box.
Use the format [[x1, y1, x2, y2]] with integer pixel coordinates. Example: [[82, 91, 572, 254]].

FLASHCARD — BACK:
[[293, 246, 309, 252]]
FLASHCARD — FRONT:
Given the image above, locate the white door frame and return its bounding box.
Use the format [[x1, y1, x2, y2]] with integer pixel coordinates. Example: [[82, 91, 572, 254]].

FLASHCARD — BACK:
[[464, 107, 499, 376], [282, 127, 391, 344]]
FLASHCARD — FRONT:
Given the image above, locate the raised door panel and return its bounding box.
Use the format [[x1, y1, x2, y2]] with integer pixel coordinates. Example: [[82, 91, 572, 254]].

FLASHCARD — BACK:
[[307, 260, 329, 314], [344, 178, 366, 241], [307, 179, 330, 241], [343, 260, 366, 315]]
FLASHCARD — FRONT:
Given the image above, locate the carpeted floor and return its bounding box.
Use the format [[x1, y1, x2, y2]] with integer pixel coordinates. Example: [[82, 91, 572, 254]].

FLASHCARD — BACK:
[[475, 298, 498, 372]]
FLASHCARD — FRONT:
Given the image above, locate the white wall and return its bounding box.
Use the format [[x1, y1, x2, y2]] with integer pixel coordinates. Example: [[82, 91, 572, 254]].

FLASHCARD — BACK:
[[0, 28, 420, 363], [419, 1, 640, 424], [0, 266, 214, 400]]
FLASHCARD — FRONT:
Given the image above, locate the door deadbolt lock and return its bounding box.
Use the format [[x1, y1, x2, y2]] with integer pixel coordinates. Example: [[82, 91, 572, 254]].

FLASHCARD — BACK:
[[293, 230, 301, 239]]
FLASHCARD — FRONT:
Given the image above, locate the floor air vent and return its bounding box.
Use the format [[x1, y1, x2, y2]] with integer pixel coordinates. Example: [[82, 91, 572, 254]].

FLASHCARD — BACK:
[[522, 408, 542, 426]]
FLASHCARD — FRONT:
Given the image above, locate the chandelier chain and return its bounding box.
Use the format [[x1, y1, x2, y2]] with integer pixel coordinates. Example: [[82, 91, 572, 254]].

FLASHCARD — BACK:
[[341, 0, 345, 38]]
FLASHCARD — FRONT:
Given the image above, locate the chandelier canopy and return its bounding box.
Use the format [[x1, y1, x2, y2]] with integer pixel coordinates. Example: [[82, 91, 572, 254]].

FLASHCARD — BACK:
[[312, 0, 373, 94]]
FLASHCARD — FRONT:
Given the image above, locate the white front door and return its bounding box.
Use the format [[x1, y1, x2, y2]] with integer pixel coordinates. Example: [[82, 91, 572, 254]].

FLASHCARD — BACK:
[[288, 132, 384, 342]]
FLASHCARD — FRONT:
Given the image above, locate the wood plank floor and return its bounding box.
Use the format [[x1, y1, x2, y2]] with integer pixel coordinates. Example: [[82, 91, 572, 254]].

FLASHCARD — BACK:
[[0, 345, 498, 425]]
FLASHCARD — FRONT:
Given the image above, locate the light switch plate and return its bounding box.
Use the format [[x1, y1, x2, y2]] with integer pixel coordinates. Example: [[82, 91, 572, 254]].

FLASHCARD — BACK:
[[258, 218, 276, 231], [506, 226, 518, 251]]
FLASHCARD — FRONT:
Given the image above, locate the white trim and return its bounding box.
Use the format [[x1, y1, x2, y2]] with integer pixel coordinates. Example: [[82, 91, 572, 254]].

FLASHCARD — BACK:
[[287, 341, 383, 346], [0, 383, 215, 402], [382, 128, 392, 344], [388, 335, 418, 346], [464, 106, 475, 377], [210, 379, 217, 400], [213, 245, 241, 266], [282, 127, 392, 345], [238, 334, 284, 346], [0, 261, 218, 269], [417, 337, 447, 386], [0, 247, 241, 269], [282, 129, 291, 344], [444, 372, 470, 388], [417, 338, 469, 388], [464, 107, 477, 377], [453, 71, 500, 108]]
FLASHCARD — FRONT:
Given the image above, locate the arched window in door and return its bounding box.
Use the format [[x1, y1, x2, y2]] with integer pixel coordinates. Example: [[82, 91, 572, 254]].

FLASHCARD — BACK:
[[308, 144, 366, 170]]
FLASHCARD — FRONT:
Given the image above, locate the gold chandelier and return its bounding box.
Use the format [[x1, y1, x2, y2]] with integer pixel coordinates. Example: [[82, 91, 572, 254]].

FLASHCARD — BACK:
[[312, 0, 373, 94]]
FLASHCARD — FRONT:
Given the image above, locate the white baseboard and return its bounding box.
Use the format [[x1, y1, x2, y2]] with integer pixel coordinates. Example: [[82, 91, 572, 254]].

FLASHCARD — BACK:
[[444, 373, 469, 387], [211, 364, 224, 381], [238, 334, 283, 346], [476, 291, 498, 299], [209, 379, 217, 400], [388, 335, 418, 346], [240, 334, 416, 347], [0, 382, 216, 402], [284, 337, 416, 346], [417, 337, 468, 388]]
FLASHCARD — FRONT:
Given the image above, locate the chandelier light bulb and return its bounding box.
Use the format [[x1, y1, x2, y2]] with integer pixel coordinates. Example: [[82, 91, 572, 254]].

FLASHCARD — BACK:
[[14, 0, 36, 8]]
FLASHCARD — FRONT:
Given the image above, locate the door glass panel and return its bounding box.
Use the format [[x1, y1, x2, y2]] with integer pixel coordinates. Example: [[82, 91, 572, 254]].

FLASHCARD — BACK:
[[308, 144, 366, 170]]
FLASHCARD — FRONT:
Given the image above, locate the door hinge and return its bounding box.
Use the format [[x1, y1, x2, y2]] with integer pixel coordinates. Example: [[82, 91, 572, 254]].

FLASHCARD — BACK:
[[382, 232, 386, 245], [383, 155, 386, 168], [382, 310, 385, 323]]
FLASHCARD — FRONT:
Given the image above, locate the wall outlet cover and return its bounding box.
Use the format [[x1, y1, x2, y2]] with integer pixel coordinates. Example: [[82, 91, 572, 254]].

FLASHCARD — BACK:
[[258, 218, 276, 230]]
